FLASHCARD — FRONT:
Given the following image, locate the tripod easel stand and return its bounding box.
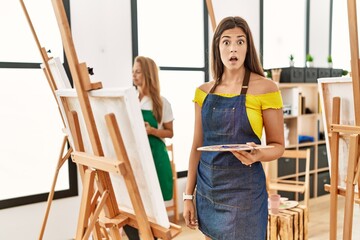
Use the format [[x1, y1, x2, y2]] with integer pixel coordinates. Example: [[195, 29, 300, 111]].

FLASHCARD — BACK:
[[320, 0, 360, 239], [18, 1, 77, 239]]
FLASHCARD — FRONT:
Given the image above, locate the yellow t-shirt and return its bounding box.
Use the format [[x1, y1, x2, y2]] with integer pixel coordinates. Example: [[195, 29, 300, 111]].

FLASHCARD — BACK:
[[193, 88, 283, 140]]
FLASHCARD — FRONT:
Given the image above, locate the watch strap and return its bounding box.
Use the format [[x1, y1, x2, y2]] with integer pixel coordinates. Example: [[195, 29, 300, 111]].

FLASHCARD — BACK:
[[183, 192, 194, 201]]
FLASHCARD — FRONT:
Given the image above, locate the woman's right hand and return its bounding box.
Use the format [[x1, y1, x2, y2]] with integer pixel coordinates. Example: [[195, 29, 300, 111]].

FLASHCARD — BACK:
[[183, 200, 198, 229]]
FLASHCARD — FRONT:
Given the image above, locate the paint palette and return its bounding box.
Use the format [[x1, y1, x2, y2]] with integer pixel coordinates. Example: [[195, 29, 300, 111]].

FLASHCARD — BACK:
[[197, 144, 274, 152]]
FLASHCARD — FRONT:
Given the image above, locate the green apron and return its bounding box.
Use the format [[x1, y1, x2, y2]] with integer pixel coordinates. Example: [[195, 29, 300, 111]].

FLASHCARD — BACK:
[[141, 110, 173, 201]]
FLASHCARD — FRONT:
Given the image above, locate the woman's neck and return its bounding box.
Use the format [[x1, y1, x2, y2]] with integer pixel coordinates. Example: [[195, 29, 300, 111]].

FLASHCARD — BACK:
[[222, 67, 246, 84], [137, 88, 147, 101]]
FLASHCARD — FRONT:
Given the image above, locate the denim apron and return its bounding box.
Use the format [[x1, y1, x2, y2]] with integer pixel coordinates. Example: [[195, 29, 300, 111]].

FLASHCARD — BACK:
[[196, 69, 268, 240]]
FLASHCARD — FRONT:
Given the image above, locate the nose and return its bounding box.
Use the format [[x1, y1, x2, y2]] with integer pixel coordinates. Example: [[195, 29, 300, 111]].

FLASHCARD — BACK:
[[230, 44, 237, 52]]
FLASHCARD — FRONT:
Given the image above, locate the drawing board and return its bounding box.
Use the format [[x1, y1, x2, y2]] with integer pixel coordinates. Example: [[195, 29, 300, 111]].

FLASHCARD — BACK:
[[56, 86, 170, 228], [317, 77, 356, 190]]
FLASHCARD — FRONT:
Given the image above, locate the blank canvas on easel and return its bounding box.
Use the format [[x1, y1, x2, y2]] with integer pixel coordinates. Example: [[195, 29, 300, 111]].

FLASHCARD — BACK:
[[318, 77, 357, 191], [56, 87, 170, 228]]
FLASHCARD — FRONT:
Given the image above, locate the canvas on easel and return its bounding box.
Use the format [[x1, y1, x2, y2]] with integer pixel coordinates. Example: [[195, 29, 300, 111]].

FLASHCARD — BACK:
[[316, 0, 360, 239], [56, 87, 171, 228], [317, 77, 357, 191], [318, 77, 360, 239]]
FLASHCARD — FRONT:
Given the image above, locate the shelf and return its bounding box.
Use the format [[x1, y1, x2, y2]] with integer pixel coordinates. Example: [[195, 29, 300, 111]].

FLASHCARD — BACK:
[[284, 115, 298, 120], [298, 142, 317, 147], [279, 83, 318, 88], [278, 82, 329, 199]]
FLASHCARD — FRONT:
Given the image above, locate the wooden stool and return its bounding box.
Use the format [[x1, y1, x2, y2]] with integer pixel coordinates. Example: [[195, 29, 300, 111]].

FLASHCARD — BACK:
[[267, 205, 308, 240]]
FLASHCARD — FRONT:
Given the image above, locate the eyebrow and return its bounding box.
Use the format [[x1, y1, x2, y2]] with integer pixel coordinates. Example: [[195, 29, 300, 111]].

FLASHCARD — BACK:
[[221, 34, 246, 39]]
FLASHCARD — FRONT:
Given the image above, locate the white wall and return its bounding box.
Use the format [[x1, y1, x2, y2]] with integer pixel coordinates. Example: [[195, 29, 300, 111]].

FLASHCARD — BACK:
[[0, 1, 259, 239], [70, 0, 133, 88]]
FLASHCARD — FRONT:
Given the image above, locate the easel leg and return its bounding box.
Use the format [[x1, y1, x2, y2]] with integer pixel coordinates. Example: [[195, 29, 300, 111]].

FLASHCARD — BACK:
[[343, 134, 359, 240], [82, 189, 109, 240], [330, 97, 341, 240], [105, 113, 154, 239], [38, 136, 72, 240], [76, 168, 97, 240]]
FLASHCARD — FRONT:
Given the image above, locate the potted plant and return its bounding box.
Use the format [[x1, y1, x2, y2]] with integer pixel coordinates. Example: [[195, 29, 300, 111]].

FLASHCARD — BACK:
[[306, 54, 314, 67], [289, 54, 295, 67], [327, 55, 333, 68]]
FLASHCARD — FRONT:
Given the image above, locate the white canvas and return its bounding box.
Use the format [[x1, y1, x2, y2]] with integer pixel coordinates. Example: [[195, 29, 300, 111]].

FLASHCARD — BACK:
[[56, 87, 170, 228], [40, 57, 72, 89], [317, 77, 357, 190]]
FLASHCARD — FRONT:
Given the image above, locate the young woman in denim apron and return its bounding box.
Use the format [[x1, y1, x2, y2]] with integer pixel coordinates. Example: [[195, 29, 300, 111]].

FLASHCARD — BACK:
[[183, 17, 285, 240], [124, 56, 174, 240]]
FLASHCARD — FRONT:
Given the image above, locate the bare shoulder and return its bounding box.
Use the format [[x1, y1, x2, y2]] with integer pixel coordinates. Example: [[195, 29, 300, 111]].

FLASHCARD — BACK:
[[249, 74, 279, 95], [198, 80, 216, 93]]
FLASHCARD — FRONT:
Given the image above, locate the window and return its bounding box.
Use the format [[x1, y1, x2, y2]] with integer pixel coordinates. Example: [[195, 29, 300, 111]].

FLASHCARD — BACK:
[[134, 0, 208, 173], [331, 0, 358, 71], [263, 0, 307, 69], [0, 0, 77, 209]]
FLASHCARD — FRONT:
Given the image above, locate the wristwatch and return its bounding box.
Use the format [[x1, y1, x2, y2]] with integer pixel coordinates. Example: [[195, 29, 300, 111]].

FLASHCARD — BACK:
[[183, 192, 194, 201]]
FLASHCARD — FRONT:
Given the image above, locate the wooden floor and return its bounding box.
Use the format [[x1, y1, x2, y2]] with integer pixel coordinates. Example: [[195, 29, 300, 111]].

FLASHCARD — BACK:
[[120, 194, 359, 239], [171, 194, 360, 240]]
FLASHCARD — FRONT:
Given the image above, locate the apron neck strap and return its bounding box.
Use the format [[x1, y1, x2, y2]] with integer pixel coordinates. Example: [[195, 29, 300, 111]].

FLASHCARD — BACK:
[[240, 68, 250, 95]]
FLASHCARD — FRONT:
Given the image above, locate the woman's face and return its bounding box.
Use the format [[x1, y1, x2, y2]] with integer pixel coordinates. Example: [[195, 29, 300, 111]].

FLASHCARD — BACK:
[[219, 27, 247, 70], [132, 61, 144, 87]]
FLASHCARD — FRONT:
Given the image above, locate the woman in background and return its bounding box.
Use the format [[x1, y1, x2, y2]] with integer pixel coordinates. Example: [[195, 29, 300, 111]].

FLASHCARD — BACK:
[[183, 16, 285, 240], [123, 56, 174, 240]]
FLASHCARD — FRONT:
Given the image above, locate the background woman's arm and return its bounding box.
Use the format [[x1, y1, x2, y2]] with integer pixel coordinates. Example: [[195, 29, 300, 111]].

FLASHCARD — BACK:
[[145, 121, 173, 138]]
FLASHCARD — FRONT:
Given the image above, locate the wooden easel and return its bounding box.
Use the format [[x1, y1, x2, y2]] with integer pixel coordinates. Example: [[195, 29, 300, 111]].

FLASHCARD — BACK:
[[18, 1, 79, 239], [50, 0, 180, 239], [323, 0, 360, 239], [20, 0, 181, 239]]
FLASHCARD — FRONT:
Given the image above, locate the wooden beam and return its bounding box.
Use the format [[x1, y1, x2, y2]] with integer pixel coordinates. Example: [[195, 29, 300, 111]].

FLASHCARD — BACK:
[[105, 113, 154, 239], [51, 0, 120, 222], [329, 97, 340, 240], [71, 151, 126, 175], [331, 124, 360, 134], [343, 134, 359, 240], [205, 0, 216, 31], [347, 0, 360, 125]]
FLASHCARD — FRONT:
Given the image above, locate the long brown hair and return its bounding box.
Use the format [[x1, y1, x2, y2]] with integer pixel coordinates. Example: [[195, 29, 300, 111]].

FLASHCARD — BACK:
[[210, 16, 264, 84], [134, 56, 163, 123]]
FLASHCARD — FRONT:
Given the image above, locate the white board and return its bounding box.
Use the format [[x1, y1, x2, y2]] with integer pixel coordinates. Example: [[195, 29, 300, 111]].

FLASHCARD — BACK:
[[56, 87, 170, 228], [317, 77, 356, 190]]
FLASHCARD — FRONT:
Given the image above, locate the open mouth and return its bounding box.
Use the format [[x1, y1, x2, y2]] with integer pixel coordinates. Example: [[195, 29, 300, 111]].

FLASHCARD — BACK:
[[229, 56, 238, 62]]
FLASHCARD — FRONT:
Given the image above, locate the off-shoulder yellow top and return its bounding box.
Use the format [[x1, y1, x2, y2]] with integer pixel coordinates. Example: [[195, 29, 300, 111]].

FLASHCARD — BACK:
[[193, 88, 283, 140]]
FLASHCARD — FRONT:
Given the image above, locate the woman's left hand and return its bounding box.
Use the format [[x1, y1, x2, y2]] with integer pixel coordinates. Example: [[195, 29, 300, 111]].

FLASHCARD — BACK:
[[144, 121, 153, 135], [231, 142, 259, 166]]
